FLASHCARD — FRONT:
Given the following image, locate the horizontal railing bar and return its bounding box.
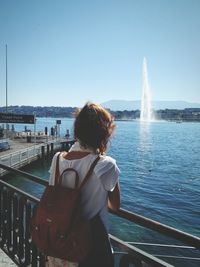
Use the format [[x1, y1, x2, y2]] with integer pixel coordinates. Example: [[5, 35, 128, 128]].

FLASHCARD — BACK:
[[110, 208, 200, 250], [0, 163, 48, 186], [153, 255, 200, 261], [127, 242, 194, 249], [0, 179, 40, 203], [112, 251, 196, 264], [113, 251, 129, 255], [110, 234, 174, 267]]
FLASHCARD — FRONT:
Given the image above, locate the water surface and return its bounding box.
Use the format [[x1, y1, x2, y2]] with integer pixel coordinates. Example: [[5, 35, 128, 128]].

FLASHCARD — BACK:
[[6, 118, 200, 266]]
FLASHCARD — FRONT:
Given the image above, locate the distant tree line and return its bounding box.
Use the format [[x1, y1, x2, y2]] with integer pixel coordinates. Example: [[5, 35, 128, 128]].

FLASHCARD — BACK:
[[156, 108, 200, 122], [0, 106, 200, 121], [0, 106, 77, 118]]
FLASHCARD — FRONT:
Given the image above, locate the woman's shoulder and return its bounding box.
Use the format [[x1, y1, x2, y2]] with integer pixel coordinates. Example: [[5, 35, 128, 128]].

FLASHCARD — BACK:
[[52, 151, 62, 160], [94, 154, 120, 177], [94, 154, 120, 191], [99, 155, 117, 166]]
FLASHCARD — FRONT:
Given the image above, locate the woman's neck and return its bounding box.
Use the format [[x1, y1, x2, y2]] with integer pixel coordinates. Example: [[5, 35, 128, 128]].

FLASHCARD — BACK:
[[69, 141, 97, 154]]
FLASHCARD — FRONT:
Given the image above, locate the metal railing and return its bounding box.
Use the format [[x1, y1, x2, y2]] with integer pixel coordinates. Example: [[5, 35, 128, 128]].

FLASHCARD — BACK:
[[0, 139, 74, 175], [0, 145, 42, 171], [0, 162, 200, 266], [110, 209, 200, 250]]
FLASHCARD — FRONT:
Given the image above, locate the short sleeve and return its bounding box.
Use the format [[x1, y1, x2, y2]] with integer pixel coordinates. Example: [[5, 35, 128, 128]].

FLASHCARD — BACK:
[[94, 156, 120, 191], [48, 152, 60, 185]]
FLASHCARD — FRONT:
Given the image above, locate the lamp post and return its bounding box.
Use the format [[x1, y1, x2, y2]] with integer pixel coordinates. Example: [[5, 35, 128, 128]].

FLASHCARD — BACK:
[[6, 44, 8, 113], [5, 44, 8, 139]]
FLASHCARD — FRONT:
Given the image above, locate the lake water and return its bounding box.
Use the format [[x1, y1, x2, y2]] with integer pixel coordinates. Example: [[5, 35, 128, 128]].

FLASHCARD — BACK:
[[6, 118, 200, 266]]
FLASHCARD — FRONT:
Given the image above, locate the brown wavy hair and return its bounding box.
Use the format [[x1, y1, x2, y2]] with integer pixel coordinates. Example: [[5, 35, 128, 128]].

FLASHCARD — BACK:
[[74, 102, 115, 154]]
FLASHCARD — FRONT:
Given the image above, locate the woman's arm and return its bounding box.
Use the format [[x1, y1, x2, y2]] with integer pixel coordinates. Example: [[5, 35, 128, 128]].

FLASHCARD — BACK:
[[108, 182, 120, 211]]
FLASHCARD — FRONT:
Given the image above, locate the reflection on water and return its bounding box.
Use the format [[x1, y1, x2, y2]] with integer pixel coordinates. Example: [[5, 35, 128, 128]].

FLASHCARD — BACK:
[[138, 121, 154, 174], [139, 121, 151, 152]]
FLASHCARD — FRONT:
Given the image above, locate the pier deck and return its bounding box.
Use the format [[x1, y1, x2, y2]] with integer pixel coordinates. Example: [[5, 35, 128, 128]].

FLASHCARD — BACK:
[[0, 139, 35, 157], [0, 249, 17, 266]]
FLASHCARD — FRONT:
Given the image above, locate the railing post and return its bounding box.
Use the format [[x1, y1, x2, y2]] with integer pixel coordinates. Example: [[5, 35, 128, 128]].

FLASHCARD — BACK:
[[27, 148, 29, 161], [41, 145, 45, 159], [9, 154, 12, 166], [19, 151, 22, 166], [50, 143, 54, 155], [47, 144, 50, 157]]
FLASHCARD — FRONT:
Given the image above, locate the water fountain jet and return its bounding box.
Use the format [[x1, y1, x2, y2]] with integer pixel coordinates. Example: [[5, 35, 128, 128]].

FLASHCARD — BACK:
[[140, 58, 153, 122]]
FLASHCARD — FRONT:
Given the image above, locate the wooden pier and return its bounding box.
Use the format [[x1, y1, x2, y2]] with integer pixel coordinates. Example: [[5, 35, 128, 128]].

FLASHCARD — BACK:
[[0, 138, 74, 175]]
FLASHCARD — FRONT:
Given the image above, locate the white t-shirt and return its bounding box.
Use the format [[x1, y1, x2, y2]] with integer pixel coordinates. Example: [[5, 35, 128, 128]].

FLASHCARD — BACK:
[[49, 152, 120, 231]]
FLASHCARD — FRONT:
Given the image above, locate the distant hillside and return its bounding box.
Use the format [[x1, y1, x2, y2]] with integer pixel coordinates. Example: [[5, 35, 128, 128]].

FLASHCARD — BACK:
[[101, 100, 200, 111], [0, 105, 200, 121], [0, 106, 76, 117]]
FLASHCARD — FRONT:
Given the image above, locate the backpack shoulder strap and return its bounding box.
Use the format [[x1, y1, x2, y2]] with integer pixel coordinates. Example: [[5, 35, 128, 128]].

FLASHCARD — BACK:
[[60, 168, 79, 188], [55, 152, 61, 185], [78, 155, 100, 191]]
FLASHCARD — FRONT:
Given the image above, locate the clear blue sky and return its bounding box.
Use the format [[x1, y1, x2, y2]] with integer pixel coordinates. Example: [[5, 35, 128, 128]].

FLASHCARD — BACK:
[[0, 0, 200, 107]]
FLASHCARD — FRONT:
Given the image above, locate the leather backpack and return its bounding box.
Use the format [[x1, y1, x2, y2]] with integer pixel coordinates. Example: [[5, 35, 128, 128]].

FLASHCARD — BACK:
[[30, 152, 100, 262]]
